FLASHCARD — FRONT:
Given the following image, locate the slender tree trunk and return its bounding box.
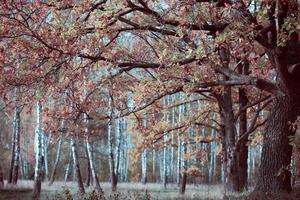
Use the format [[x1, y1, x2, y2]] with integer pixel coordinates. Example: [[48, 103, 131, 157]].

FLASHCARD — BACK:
[[152, 146, 156, 182], [163, 133, 168, 188], [179, 143, 187, 194], [43, 135, 50, 182], [12, 105, 21, 184], [141, 149, 147, 184], [65, 143, 72, 182], [0, 163, 4, 189], [86, 137, 102, 193], [71, 137, 85, 194], [108, 120, 117, 191], [49, 136, 62, 185], [236, 62, 249, 191], [33, 101, 44, 200], [85, 143, 91, 187], [8, 113, 17, 184], [22, 130, 30, 179]]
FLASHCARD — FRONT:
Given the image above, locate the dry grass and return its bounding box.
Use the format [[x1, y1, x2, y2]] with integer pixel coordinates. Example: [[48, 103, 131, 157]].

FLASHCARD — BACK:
[[0, 180, 227, 200], [1, 180, 299, 200]]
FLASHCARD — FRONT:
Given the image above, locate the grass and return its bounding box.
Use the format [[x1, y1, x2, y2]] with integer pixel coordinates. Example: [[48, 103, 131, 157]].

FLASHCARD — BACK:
[[0, 180, 299, 200]]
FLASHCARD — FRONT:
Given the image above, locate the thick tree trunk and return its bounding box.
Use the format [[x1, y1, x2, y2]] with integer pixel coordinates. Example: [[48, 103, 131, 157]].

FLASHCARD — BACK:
[[71, 138, 85, 194], [217, 48, 240, 192], [49, 137, 62, 185], [255, 95, 297, 192], [218, 84, 240, 192]]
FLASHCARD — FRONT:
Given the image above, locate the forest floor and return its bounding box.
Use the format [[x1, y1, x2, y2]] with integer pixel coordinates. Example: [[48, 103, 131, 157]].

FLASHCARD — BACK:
[[0, 181, 300, 200]]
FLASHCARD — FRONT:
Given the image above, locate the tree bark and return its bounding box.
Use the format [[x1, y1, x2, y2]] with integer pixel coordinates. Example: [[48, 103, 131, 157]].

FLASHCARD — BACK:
[[85, 143, 91, 187], [86, 137, 102, 193], [71, 137, 85, 194], [49, 136, 62, 185], [0, 163, 4, 189], [32, 101, 44, 200], [12, 105, 21, 184], [141, 149, 147, 184], [255, 95, 297, 192], [236, 62, 249, 191], [64, 143, 72, 182], [179, 142, 187, 194]]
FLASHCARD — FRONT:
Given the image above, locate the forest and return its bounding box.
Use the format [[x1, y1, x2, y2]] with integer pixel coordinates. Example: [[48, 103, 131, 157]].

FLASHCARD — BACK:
[[0, 0, 300, 199]]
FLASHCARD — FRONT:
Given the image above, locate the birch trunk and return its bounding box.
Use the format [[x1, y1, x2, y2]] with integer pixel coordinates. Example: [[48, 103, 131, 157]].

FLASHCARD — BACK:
[[108, 119, 117, 191], [49, 136, 62, 185], [141, 149, 147, 184], [85, 141, 91, 186], [43, 135, 50, 181], [71, 137, 85, 194], [33, 101, 44, 200], [86, 137, 102, 193], [12, 105, 21, 184], [64, 142, 72, 182]]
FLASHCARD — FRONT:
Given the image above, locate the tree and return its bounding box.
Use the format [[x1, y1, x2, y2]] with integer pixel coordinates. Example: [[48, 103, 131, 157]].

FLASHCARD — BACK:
[[1, 0, 299, 194], [48, 135, 62, 185], [33, 101, 45, 200]]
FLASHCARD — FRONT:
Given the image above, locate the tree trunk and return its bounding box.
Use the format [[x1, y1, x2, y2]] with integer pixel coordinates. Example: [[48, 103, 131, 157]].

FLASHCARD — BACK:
[[43, 135, 50, 182], [255, 95, 297, 192], [179, 142, 187, 194], [64, 143, 72, 182], [141, 149, 147, 184], [217, 47, 240, 192], [236, 62, 249, 191], [85, 143, 91, 187], [86, 137, 102, 193], [49, 136, 62, 185], [32, 101, 44, 200], [12, 105, 21, 184], [0, 163, 4, 189], [71, 137, 85, 194]]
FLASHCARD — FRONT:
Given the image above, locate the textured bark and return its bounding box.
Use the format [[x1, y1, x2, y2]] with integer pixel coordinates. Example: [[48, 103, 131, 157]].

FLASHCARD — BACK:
[[217, 47, 240, 192], [71, 138, 85, 194], [255, 0, 300, 192], [49, 137, 62, 185], [236, 62, 249, 191], [255, 95, 297, 192]]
